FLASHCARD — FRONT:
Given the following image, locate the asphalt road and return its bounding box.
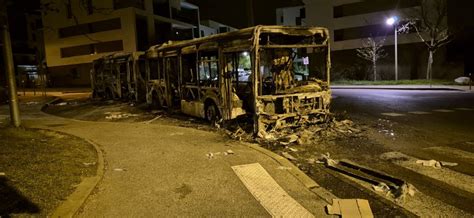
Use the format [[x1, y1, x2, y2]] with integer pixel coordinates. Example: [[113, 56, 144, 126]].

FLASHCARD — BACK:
[[330, 89, 474, 215]]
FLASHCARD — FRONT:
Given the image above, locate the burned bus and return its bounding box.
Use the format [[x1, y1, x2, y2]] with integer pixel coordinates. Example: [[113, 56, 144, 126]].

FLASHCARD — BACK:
[[91, 52, 147, 101], [145, 25, 331, 134]]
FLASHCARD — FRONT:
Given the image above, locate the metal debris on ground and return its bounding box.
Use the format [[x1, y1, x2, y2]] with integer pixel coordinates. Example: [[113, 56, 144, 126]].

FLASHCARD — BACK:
[[321, 155, 415, 202], [372, 182, 391, 193], [281, 152, 297, 161], [82, 162, 96, 167], [224, 114, 363, 149], [113, 168, 126, 172], [144, 115, 162, 124], [288, 147, 298, 152], [208, 150, 235, 158], [326, 199, 374, 218], [306, 158, 316, 164], [416, 159, 458, 168], [105, 112, 140, 120], [57, 102, 68, 106]]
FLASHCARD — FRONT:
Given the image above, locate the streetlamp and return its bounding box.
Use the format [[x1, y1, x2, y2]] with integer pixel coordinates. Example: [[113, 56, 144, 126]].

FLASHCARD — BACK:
[[386, 16, 398, 81]]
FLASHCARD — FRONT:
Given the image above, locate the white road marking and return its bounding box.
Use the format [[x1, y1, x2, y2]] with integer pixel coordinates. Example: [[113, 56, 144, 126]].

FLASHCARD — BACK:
[[408, 111, 432, 115], [423, 147, 474, 162], [232, 163, 314, 218], [381, 112, 405, 117], [454, 108, 474, 111], [432, 109, 455, 113], [381, 152, 474, 193]]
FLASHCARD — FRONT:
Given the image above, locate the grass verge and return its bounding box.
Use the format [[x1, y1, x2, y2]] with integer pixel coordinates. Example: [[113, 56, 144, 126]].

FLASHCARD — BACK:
[[0, 127, 97, 216]]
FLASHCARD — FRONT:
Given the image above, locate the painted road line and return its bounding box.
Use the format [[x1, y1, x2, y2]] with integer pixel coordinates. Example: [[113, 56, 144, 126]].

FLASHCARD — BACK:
[[423, 147, 474, 162], [408, 111, 432, 115], [381, 112, 406, 117], [454, 108, 474, 111], [380, 152, 474, 193], [432, 109, 455, 113], [232, 163, 314, 218]]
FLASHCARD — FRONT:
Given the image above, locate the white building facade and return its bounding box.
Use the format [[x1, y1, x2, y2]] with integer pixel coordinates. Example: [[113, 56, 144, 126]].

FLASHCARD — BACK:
[[302, 0, 462, 81]]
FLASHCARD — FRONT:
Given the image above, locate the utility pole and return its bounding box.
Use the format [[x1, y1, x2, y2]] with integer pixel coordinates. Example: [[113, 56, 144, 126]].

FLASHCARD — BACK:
[[1, 6, 21, 127]]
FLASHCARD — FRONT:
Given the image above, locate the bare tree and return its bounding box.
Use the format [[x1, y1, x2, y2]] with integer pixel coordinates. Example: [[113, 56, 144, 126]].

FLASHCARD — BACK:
[[410, 0, 452, 80], [356, 37, 387, 81]]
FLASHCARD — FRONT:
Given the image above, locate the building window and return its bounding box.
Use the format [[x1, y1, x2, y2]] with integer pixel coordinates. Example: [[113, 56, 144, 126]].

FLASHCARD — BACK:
[[59, 18, 121, 38], [219, 27, 228, 33], [94, 40, 123, 53], [60, 40, 123, 58], [86, 0, 93, 14], [70, 68, 80, 79], [66, 0, 72, 18], [296, 17, 302, 25], [61, 44, 93, 58], [300, 8, 306, 19], [333, 0, 421, 18], [114, 0, 145, 10]]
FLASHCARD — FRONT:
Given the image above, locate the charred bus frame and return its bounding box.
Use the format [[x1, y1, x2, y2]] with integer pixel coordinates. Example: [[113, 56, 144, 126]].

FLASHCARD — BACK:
[[145, 25, 331, 134], [91, 52, 147, 101]]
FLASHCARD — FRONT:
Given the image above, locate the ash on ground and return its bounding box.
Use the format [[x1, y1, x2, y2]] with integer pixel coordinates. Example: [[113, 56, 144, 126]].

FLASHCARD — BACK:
[[223, 113, 365, 149]]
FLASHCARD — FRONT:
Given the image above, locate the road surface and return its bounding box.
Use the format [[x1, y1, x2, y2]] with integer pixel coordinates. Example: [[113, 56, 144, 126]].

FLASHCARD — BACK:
[[330, 89, 474, 215]]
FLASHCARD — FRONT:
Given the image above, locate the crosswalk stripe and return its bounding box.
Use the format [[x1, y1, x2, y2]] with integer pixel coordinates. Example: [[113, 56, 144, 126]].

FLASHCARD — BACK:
[[232, 163, 314, 217], [381, 112, 405, 117], [408, 111, 432, 115], [432, 109, 455, 113], [380, 152, 474, 193], [454, 108, 474, 111], [423, 147, 474, 162]]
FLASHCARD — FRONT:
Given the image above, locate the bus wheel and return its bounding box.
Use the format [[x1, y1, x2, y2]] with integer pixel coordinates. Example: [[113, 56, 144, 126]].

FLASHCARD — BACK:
[[205, 103, 220, 124]]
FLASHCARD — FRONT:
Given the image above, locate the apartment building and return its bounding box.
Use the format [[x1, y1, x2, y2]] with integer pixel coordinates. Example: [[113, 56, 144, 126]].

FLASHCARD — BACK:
[[276, 6, 306, 26], [42, 0, 200, 87], [199, 20, 237, 37], [302, 0, 464, 80]]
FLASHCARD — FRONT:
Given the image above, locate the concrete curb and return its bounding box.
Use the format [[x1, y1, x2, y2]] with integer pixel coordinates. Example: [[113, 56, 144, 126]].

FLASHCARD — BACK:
[[51, 138, 105, 218], [241, 142, 337, 204]]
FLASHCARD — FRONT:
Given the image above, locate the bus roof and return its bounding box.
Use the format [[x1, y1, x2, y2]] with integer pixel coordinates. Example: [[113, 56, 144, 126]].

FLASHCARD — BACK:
[[146, 25, 329, 56]]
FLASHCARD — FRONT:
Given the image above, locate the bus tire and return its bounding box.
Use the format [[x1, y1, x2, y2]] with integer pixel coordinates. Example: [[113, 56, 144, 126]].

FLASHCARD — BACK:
[[205, 101, 220, 124]]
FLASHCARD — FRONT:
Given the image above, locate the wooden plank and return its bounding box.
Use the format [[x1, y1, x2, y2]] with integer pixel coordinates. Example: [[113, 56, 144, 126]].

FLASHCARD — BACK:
[[338, 199, 362, 218], [356, 199, 374, 218]]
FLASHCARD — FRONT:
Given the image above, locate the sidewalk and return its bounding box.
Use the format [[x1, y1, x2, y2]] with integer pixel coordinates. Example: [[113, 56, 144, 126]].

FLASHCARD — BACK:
[[331, 84, 473, 92], [1, 99, 333, 217]]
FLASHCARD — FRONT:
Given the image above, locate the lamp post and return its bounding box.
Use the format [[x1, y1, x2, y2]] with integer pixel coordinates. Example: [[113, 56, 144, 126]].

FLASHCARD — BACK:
[[386, 16, 398, 81]]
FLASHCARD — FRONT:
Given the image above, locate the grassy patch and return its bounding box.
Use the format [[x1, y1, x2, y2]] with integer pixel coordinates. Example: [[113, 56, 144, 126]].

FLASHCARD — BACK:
[[0, 127, 97, 216], [332, 79, 458, 85]]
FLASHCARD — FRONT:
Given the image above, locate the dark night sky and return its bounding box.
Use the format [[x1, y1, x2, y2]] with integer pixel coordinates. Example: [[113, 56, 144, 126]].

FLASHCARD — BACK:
[[188, 0, 303, 28]]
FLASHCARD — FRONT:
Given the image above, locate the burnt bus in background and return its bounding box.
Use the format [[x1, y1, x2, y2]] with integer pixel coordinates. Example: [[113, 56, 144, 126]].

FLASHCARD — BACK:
[[91, 52, 147, 101], [91, 26, 331, 134]]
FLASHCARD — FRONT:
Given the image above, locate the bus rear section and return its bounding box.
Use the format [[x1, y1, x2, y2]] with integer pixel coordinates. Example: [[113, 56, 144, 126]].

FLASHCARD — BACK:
[[91, 52, 146, 101]]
